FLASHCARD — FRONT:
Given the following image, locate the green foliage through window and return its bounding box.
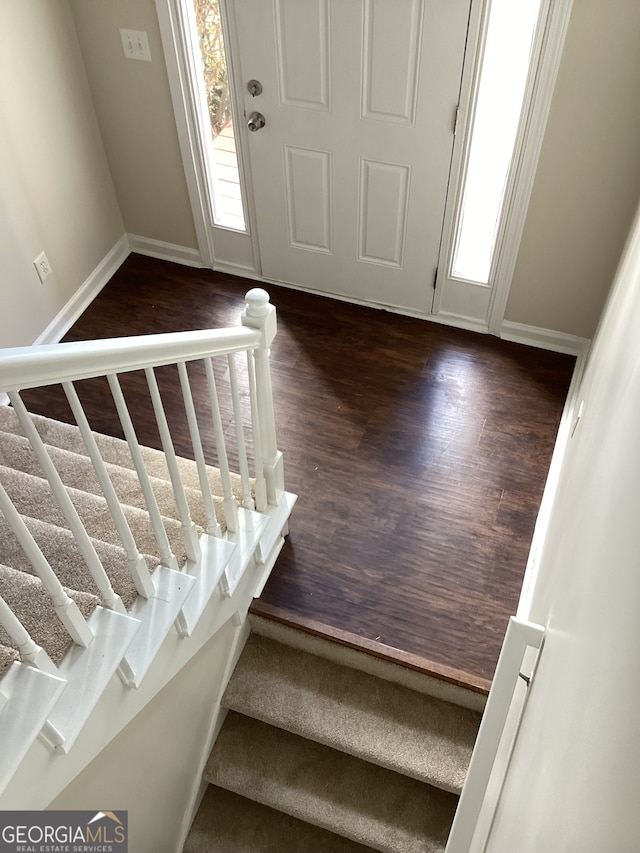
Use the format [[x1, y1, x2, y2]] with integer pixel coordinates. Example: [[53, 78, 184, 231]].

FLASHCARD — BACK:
[[193, 0, 232, 138]]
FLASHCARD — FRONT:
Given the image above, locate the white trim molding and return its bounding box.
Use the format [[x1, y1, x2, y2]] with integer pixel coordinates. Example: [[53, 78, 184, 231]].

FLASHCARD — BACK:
[[500, 320, 589, 356], [33, 235, 130, 346], [127, 234, 202, 268], [154, 0, 215, 268], [435, 0, 575, 332], [516, 340, 589, 620], [486, 0, 575, 334]]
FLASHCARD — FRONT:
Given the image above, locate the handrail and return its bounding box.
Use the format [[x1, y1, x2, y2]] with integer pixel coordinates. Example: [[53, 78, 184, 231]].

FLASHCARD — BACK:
[[445, 617, 545, 853], [0, 285, 296, 787], [0, 326, 260, 392]]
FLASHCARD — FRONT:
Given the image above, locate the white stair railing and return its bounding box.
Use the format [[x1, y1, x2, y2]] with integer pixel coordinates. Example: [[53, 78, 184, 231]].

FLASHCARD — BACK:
[[106, 372, 180, 569], [0, 288, 284, 676], [63, 381, 155, 599], [145, 365, 201, 563], [177, 361, 221, 537], [242, 289, 285, 505], [204, 357, 239, 533], [0, 482, 94, 649], [0, 287, 298, 802], [227, 352, 255, 511], [9, 390, 128, 614]]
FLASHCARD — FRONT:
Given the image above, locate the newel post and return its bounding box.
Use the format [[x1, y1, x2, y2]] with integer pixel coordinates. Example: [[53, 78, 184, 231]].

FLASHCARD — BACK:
[[242, 289, 284, 504]]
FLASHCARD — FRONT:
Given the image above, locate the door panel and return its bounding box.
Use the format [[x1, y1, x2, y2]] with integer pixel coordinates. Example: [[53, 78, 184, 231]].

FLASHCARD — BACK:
[[362, 0, 423, 124], [274, 0, 330, 110], [284, 145, 332, 253], [233, 0, 470, 315], [358, 159, 410, 268]]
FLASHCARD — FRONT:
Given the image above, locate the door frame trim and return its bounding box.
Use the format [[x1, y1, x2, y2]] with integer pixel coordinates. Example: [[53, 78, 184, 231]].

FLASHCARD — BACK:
[[155, 0, 261, 274], [487, 0, 575, 335], [155, 0, 214, 268], [156, 0, 574, 336], [433, 0, 574, 334]]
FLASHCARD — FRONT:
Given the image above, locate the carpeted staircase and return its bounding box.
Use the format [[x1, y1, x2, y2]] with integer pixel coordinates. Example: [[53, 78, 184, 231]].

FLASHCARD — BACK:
[[0, 404, 243, 677], [184, 615, 484, 853], [0, 404, 484, 851]]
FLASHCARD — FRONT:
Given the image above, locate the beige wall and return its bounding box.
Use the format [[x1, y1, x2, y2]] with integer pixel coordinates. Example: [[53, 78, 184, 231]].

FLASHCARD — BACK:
[[51, 619, 235, 853], [505, 0, 640, 338], [50, 0, 640, 340], [70, 0, 198, 249], [0, 0, 125, 348]]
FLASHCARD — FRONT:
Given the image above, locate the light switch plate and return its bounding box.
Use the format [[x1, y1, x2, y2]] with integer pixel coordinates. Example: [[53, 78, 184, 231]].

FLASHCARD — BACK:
[[119, 28, 152, 62]]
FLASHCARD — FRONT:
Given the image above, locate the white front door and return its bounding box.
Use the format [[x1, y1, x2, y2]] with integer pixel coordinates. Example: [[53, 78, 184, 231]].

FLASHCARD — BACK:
[[232, 0, 471, 316]]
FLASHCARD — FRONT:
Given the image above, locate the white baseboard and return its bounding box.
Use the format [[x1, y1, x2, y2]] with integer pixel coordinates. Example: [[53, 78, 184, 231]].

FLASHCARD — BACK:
[[33, 235, 130, 346], [212, 260, 259, 278], [500, 320, 590, 356], [127, 233, 202, 268]]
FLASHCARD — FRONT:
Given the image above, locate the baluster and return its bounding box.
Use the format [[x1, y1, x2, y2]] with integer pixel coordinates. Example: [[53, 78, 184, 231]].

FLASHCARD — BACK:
[[177, 361, 221, 536], [242, 289, 284, 504], [204, 357, 238, 533], [0, 593, 58, 675], [227, 353, 254, 510], [145, 367, 200, 562], [107, 374, 178, 569], [8, 392, 127, 615], [62, 382, 154, 600], [246, 350, 267, 512], [0, 481, 94, 648]]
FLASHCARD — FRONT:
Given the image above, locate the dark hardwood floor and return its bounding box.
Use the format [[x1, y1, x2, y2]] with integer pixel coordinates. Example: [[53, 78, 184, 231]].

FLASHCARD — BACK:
[[20, 254, 575, 693]]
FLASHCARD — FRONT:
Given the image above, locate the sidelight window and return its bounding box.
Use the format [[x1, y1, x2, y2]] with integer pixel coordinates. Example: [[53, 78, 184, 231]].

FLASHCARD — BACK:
[[451, 0, 543, 285]]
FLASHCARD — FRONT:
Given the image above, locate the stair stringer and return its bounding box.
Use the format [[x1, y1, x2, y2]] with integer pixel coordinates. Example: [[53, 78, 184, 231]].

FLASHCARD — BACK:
[[0, 525, 282, 825]]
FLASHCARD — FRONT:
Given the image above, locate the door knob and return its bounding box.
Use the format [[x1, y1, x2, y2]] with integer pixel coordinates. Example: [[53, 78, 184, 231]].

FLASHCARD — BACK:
[[247, 111, 266, 132]]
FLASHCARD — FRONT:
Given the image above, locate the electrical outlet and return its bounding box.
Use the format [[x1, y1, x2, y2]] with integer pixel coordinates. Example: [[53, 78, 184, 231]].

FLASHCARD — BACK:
[[33, 252, 52, 283], [119, 28, 152, 62]]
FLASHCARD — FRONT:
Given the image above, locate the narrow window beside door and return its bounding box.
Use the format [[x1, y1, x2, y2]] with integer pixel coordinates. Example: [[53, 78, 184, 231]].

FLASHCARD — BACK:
[[451, 0, 542, 285], [191, 0, 246, 231]]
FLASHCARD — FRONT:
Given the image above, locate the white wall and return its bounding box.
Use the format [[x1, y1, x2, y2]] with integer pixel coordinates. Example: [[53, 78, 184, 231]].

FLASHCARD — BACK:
[[50, 619, 236, 853], [70, 0, 198, 250], [484, 203, 640, 851], [0, 0, 125, 348]]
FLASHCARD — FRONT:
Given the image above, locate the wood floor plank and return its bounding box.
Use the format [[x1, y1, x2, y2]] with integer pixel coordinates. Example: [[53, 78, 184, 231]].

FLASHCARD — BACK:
[[19, 254, 575, 691]]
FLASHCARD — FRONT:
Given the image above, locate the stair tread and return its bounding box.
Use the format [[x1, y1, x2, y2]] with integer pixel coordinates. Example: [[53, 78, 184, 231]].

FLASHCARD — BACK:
[[249, 613, 486, 712], [185, 786, 380, 853], [205, 713, 457, 853], [0, 644, 19, 678], [0, 429, 229, 532], [224, 634, 480, 794], [0, 513, 157, 610], [0, 564, 99, 665], [0, 463, 189, 568], [0, 407, 245, 503]]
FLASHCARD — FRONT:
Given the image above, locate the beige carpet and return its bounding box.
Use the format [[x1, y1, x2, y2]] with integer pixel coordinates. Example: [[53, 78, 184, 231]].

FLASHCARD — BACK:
[[185, 618, 482, 853], [0, 643, 19, 677], [0, 408, 238, 674], [185, 787, 380, 853], [0, 564, 99, 666]]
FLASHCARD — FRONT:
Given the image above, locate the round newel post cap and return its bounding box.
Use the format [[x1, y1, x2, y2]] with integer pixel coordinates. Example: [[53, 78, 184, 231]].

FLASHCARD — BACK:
[[245, 288, 271, 317]]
